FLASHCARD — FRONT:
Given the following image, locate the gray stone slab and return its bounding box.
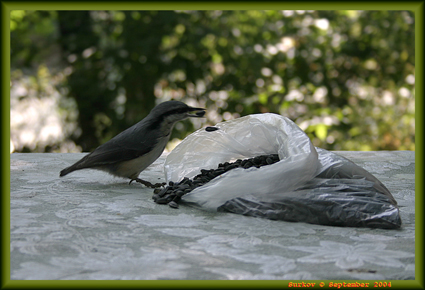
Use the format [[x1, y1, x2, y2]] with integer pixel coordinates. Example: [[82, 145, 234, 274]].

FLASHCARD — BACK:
[[10, 151, 415, 280]]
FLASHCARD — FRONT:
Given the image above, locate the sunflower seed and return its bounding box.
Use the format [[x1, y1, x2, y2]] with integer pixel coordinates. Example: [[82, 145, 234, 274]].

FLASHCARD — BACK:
[[152, 154, 280, 208]]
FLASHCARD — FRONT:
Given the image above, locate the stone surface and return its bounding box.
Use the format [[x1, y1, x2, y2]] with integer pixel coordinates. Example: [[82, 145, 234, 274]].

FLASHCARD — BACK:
[[10, 151, 415, 280]]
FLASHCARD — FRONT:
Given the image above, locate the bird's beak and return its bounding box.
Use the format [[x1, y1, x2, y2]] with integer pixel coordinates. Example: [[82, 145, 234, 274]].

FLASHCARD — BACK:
[[187, 107, 206, 118]]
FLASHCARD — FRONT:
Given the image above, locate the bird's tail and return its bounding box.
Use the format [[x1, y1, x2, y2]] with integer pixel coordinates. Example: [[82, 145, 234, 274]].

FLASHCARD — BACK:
[[59, 153, 94, 177], [60, 165, 77, 177]]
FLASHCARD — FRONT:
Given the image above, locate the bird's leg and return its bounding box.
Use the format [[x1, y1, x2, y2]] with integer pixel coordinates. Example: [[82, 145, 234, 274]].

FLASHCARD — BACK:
[[129, 178, 166, 188]]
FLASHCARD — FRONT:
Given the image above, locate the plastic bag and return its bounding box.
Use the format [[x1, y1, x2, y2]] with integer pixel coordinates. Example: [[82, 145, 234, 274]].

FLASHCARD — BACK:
[[164, 113, 401, 229]]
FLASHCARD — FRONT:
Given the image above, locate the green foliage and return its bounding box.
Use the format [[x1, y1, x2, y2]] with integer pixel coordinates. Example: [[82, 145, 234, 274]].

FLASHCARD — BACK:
[[10, 10, 415, 152]]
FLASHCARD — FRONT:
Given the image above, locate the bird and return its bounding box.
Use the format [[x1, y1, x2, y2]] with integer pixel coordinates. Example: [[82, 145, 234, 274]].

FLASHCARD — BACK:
[[60, 100, 206, 187]]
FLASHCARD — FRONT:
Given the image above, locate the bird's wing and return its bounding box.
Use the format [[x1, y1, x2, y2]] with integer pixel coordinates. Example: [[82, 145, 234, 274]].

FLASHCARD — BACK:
[[75, 123, 160, 168]]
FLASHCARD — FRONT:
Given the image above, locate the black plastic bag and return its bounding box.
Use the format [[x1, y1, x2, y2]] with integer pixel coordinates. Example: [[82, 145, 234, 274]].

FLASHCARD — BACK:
[[217, 149, 401, 229]]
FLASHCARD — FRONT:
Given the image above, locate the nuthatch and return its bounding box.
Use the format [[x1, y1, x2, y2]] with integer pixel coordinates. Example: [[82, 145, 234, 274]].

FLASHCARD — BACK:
[[60, 100, 206, 187]]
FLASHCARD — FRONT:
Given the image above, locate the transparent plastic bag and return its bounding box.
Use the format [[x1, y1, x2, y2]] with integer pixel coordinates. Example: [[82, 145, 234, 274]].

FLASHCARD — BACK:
[[164, 113, 401, 229]]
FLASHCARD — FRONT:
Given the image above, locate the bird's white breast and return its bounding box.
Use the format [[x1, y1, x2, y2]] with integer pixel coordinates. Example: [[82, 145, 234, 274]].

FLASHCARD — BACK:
[[116, 136, 170, 179]]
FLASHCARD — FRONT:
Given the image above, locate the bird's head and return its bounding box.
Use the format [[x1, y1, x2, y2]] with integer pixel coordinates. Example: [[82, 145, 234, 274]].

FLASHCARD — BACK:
[[151, 100, 206, 124], [147, 101, 206, 136]]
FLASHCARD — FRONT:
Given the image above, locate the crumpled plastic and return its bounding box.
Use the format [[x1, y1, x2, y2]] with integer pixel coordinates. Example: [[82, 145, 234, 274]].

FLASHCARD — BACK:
[[164, 113, 401, 229]]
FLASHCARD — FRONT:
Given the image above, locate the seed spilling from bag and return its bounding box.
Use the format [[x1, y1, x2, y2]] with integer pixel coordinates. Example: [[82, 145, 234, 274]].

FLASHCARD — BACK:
[[205, 126, 219, 132], [152, 154, 280, 208]]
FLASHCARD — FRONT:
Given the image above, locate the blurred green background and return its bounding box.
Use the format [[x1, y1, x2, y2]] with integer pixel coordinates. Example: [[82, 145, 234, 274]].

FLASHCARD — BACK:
[[10, 10, 415, 153]]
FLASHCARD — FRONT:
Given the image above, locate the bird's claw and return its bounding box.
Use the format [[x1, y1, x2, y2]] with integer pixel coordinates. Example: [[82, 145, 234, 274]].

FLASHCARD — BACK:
[[129, 178, 166, 188]]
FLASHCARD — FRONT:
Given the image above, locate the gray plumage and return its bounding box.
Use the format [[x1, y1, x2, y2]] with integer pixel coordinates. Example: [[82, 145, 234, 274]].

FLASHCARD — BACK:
[[60, 100, 205, 187]]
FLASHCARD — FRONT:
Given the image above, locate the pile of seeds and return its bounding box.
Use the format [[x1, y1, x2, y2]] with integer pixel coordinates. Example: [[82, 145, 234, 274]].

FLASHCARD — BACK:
[[152, 154, 280, 208]]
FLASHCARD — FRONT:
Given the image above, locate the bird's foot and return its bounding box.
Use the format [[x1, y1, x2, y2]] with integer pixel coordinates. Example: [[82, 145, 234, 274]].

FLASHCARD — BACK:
[[129, 178, 166, 188]]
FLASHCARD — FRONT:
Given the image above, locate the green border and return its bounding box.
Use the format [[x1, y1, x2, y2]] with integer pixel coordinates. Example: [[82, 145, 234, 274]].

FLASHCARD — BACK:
[[1, 1, 425, 10], [2, 1, 423, 289], [414, 1, 424, 290], [1, 0, 11, 289]]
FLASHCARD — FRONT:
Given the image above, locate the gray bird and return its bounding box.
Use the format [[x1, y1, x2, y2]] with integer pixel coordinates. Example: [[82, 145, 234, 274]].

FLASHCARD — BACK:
[[60, 100, 206, 187]]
